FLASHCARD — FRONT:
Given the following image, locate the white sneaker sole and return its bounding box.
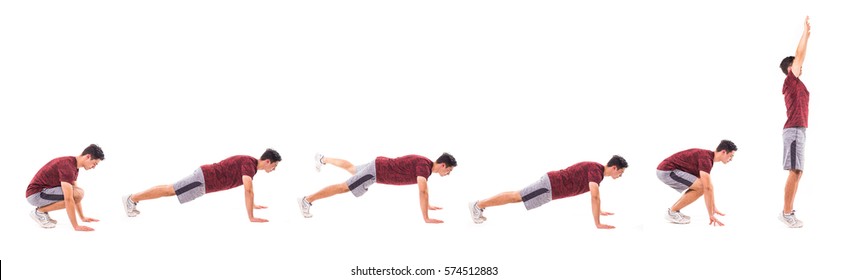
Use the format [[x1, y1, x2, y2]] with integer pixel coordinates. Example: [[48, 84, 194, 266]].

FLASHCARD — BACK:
[[30, 211, 56, 228], [122, 195, 139, 217], [299, 198, 313, 218], [665, 214, 690, 224], [468, 202, 484, 224], [778, 214, 803, 228]]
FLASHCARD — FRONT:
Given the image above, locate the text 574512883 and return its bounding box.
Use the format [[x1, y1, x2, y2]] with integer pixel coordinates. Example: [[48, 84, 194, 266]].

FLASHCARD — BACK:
[[444, 267, 498, 276]]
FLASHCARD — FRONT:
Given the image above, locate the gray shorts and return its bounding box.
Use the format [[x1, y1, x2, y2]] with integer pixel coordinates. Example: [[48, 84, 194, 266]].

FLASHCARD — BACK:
[[346, 160, 377, 197], [26, 186, 64, 207], [657, 169, 698, 193], [783, 127, 806, 171], [519, 174, 553, 210], [174, 168, 207, 204]]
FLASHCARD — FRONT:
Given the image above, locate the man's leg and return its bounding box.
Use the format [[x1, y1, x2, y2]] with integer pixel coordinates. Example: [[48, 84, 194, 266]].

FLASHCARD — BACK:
[[657, 170, 700, 224], [671, 179, 704, 212], [27, 187, 65, 228], [130, 184, 177, 202], [37, 200, 66, 212], [320, 156, 357, 175], [121, 184, 175, 217], [300, 160, 376, 218], [470, 175, 552, 223], [783, 170, 802, 214], [305, 183, 351, 204], [780, 127, 805, 227], [477, 192, 522, 208]]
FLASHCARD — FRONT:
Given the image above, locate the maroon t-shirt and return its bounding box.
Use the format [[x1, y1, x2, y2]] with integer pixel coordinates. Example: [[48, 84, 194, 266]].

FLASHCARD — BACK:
[[375, 155, 433, 185], [783, 70, 810, 128], [657, 149, 715, 177], [547, 162, 605, 200], [26, 156, 78, 197], [201, 155, 258, 193]]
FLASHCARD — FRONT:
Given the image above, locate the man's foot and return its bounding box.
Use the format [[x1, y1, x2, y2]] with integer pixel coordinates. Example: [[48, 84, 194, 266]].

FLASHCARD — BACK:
[[122, 194, 140, 217], [314, 153, 325, 172], [778, 210, 803, 228], [30, 209, 56, 228], [469, 201, 485, 224], [299, 196, 313, 218], [665, 208, 690, 224], [44, 211, 57, 224]]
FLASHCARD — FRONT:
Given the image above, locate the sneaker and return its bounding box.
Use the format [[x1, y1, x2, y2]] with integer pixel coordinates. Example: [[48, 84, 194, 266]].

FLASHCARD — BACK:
[[44, 211, 57, 224], [299, 196, 313, 218], [468, 201, 485, 224], [778, 210, 803, 228], [30, 209, 56, 228], [314, 153, 325, 172], [122, 194, 140, 217], [665, 208, 690, 224]]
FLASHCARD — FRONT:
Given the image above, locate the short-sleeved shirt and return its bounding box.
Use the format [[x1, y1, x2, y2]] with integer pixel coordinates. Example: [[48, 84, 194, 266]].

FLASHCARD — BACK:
[[783, 70, 810, 128], [657, 149, 715, 177], [26, 156, 78, 197], [547, 162, 605, 200], [201, 155, 259, 193], [375, 155, 433, 185]]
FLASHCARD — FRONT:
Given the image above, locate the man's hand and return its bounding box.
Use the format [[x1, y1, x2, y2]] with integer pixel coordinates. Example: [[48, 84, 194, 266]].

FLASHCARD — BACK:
[[253, 205, 268, 209], [81, 217, 99, 222], [74, 225, 94, 231], [424, 218, 443, 224], [804, 16, 811, 33], [428, 205, 442, 210], [709, 216, 724, 226], [600, 211, 614, 216], [250, 217, 269, 223], [596, 224, 615, 229]]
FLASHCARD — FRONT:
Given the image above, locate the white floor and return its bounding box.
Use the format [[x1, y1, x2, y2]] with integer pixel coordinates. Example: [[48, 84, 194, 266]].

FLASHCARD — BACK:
[[2, 1, 846, 279]]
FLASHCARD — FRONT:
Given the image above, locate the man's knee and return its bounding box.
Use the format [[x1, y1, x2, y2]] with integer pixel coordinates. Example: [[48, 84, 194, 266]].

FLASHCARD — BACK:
[[337, 183, 352, 193], [73, 187, 85, 201], [687, 180, 705, 193]]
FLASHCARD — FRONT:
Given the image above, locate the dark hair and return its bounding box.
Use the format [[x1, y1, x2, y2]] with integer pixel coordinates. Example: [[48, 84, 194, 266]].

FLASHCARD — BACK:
[[435, 152, 457, 167], [260, 148, 281, 162], [607, 155, 628, 169], [716, 140, 738, 153], [82, 144, 105, 160], [780, 56, 795, 75]]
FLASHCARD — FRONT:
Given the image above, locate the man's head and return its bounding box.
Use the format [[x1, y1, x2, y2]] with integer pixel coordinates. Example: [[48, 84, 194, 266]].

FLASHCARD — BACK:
[[780, 56, 798, 76], [79, 144, 104, 170], [606, 155, 628, 179], [715, 140, 737, 164], [259, 148, 282, 173], [433, 152, 457, 177]]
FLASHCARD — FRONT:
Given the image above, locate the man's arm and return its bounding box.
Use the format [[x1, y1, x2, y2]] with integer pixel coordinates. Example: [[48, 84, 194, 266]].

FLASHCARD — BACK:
[[589, 182, 614, 229], [417, 176, 443, 224], [71, 182, 98, 222], [243, 175, 268, 223], [61, 181, 92, 231], [699, 171, 724, 226], [791, 16, 811, 77]]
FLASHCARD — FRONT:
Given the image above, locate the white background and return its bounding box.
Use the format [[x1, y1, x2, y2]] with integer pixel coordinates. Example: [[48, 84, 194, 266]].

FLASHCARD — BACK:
[[2, 1, 845, 279]]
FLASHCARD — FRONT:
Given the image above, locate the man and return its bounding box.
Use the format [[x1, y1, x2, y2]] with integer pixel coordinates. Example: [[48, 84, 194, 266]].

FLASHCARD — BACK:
[[657, 140, 737, 226], [122, 148, 281, 223], [26, 144, 105, 231], [468, 155, 627, 229], [298, 152, 457, 223], [778, 16, 811, 228]]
